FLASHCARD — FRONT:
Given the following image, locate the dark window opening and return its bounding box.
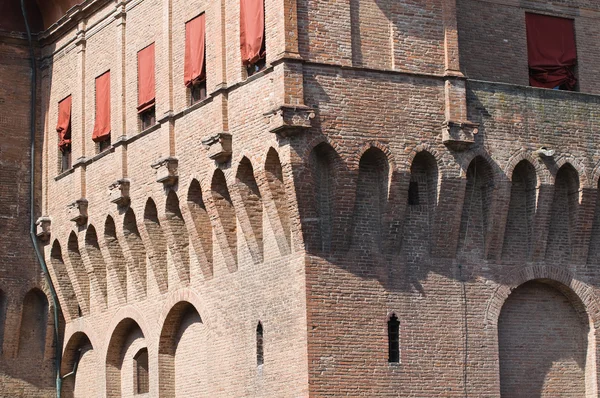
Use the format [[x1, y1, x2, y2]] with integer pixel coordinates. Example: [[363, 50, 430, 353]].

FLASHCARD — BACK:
[[77, 305, 82, 318], [246, 37, 266, 77], [408, 181, 420, 206], [97, 137, 111, 153], [134, 348, 149, 394], [191, 80, 207, 105], [140, 106, 156, 131], [388, 314, 400, 363], [525, 13, 577, 91], [61, 145, 72, 172], [256, 322, 264, 366]]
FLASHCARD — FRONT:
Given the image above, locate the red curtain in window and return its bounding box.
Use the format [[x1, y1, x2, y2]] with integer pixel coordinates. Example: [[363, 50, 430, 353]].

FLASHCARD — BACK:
[[137, 43, 155, 113], [56, 95, 72, 152], [240, 0, 265, 66], [92, 71, 111, 142], [526, 13, 577, 90], [185, 14, 206, 87]]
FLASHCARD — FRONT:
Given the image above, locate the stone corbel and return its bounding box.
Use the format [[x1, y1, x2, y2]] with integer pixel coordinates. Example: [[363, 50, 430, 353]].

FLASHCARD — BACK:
[[151, 157, 178, 186], [442, 120, 479, 150], [108, 178, 131, 206], [201, 132, 232, 163], [36, 216, 52, 242], [264, 104, 315, 137], [67, 199, 88, 226]]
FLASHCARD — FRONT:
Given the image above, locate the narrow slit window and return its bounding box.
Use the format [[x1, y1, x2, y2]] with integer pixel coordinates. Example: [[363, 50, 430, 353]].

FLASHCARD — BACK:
[[388, 314, 400, 363], [256, 322, 264, 366], [134, 348, 149, 394]]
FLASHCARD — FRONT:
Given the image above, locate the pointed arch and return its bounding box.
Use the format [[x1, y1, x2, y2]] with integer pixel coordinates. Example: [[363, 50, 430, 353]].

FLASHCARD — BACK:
[[502, 160, 537, 261], [235, 157, 263, 263], [17, 288, 48, 359], [402, 150, 439, 258], [104, 216, 127, 304], [123, 209, 148, 298], [165, 191, 191, 283], [546, 163, 580, 262], [143, 198, 169, 292], [49, 240, 78, 319], [457, 156, 495, 258], [309, 142, 339, 253], [67, 231, 91, 315], [186, 179, 213, 277], [84, 225, 108, 304], [264, 148, 291, 254], [351, 147, 389, 252], [211, 169, 237, 269], [158, 301, 206, 397]]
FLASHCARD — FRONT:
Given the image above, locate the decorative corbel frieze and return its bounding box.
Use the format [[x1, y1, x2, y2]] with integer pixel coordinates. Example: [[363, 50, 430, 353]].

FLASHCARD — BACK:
[[67, 198, 88, 226], [264, 104, 315, 137], [108, 178, 131, 206], [441, 120, 479, 150], [35, 216, 52, 242], [201, 132, 232, 163], [151, 157, 179, 186]]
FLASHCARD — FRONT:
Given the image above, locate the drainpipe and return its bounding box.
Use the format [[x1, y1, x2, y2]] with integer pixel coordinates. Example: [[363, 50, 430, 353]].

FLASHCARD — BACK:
[[19, 1, 63, 397]]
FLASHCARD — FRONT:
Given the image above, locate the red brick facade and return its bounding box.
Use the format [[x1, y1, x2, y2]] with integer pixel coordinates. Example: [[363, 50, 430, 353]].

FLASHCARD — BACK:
[[1, 0, 600, 396]]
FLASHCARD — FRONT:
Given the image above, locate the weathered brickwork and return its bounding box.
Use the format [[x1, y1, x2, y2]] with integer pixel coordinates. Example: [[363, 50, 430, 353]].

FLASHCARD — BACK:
[[2, 0, 600, 396]]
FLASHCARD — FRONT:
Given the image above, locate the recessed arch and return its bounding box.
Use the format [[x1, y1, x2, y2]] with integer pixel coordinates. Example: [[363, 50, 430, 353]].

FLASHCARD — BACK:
[[187, 179, 213, 277], [264, 148, 291, 254], [84, 225, 108, 304], [123, 209, 147, 298], [17, 288, 48, 359], [105, 317, 147, 398], [60, 332, 98, 398], [50, 240, 78, 319], [211, 169, 237, 269], [67, 231, 90, 315], [546, 163, 580, 262], [165, 191, 191, 283], [143, 198, 169, 292], [103, 216, 127, 304], [502, 160, 537, 261], [235, 157, 263, 263], [158, 301, 206, 397]]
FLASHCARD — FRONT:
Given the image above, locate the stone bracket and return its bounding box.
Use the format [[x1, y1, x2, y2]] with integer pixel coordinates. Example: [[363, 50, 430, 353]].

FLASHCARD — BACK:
[[67, 198, 88, 225], [36, 216, 52, 242], [264, 104, 315, 137], [151, 157, 179, 186], [108, 178, 131, 206], [201, 132, 232, 163], [442, 120, 479, 150]]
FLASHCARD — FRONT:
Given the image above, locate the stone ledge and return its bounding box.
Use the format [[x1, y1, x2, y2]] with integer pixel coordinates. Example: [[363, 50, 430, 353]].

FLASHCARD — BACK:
[[108, 178, 131, 206], [35, 217, 52, 242], [151, 157, 178, 186], [265, 105, 315, 137]]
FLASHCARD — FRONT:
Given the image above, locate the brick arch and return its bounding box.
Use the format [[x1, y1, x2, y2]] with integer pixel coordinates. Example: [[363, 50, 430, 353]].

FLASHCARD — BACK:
[[184, 178, 213, 278], [504, 149, 551, 186], [348, 141, 396, 172], [234, 156, 264, 264], [552, 155, 590, 189], [164, 190, 191, 284], [301, 135, 345, 164], [403, 143, 444, 174], [484, 265, 600, 327], [590, 159, 600, 189], [264, 147, 293, 254], [105, 310, 150, 398], [157, 290, 210, 398], [49, 239, 78, 320], [60, 330, 94, 376], [457, 147, 504, 180]]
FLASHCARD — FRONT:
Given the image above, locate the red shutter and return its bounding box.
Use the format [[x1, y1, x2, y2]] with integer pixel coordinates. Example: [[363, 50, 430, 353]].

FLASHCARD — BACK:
[[240, 0, 265, 66], [137, 43, 156, 113], [92, 71, 111, 142], [56, 95, 72, 152], [184, 14, 206, 87], [526, 13, 577, 90]]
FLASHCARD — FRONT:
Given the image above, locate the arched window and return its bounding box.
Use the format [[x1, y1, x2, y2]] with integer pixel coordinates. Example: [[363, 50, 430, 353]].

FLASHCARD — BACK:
[[134, 348, 149, 394], [256, 322, 264, 366], [388, 314, 400, 363]]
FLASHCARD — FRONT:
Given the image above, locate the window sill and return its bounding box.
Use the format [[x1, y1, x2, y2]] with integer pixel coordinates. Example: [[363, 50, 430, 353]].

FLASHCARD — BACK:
[[54, 167, 75, 181]]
